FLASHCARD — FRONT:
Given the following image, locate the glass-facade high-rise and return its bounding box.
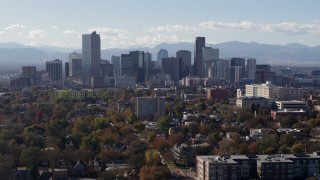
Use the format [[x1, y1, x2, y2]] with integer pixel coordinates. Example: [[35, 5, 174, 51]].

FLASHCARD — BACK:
[[82, 31, 101, 84], [157, 49, 168, 68], [194, 37, 205, 77]]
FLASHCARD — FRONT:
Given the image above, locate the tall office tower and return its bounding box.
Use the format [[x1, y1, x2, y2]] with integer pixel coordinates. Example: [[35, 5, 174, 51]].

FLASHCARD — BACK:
[[216, 59, 231, 81], [69, 52, 82, 77], [231, 57, 246, 80], [256, 64, 271, 84], [230, 66, 242, 84], [65, 62, 69, 77], [70, 58, 82, 82], [246, 58, 256, 80], [82, 31, 101, 84], [120, 54, 134, 77], [144, 52, 152, 69], [22, 66, 36, 78], [144, 52, 152, 81], [100, 60, 113, 77], [22, 66, 37, 84], [202, 47, 219, 78], [111, 55, 121, 77], [194, 37, 205, 77], [176, 50, 191, 79], [256, 64, 271, 72], [129, 51, 144, 70], [157, 49, 168, 68], [129, 51, 145, 83], [162, 57, 179, 84], [46, 59, 62, 82]]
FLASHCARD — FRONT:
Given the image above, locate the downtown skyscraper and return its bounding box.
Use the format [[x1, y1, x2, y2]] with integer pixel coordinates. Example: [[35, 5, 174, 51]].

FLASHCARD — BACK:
[[82, 31, 101, 84], [194, 37, 205, 77]]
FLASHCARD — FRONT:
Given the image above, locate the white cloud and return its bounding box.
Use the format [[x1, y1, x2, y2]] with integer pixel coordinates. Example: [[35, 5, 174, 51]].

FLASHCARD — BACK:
[[87, 27, 128, 36], [28, 41, 41, 47], [27, 30, 47, 39], [135, 35, 180, 47], [144, 20, 320, 35], [259, 22, 320, 34], [145, 25, 198, 32], [62, 30, 80, 35], [199, 21, 255, 31], [5, 24, 26, 30], [50, 25, 59, 29], [87, 27, 129, 48]]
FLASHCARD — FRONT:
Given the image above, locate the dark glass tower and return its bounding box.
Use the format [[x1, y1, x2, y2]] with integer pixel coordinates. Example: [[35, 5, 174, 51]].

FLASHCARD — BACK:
[[194, 37, 205, 77]]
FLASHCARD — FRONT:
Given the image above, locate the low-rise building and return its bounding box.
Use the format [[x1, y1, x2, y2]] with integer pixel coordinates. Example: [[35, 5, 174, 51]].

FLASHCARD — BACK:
[[276, 100, 308, 110], [236, 96, 269, 109], [171, 143, 195, 166], [54, 89, 94, 100], [115, 75, 135, 88]]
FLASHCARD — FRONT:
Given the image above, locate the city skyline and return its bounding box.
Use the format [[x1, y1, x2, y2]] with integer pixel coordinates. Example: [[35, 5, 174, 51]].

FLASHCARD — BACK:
[[0, 0, 320, 49]]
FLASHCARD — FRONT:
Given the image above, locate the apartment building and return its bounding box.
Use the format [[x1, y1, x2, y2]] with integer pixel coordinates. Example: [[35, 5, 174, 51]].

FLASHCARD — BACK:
[[197, 152, 320, 180]]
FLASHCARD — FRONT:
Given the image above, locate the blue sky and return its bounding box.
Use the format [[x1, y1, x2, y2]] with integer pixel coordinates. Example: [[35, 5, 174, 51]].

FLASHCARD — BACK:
[[0, 0, 319, 48]]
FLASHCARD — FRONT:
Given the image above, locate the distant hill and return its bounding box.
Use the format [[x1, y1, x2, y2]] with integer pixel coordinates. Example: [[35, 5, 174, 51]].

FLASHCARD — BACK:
[[0, 41, 319, 72]]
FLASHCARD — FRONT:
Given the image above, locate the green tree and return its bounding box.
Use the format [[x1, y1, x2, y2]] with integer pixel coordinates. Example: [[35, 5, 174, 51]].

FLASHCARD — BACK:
[[291, 143, 305, 154], [20, 147, 44, 167], [157, 116, 170, 131]]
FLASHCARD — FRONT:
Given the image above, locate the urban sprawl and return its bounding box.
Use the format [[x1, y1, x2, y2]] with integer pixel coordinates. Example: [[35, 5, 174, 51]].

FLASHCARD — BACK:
[[1, 32, 320, 180]]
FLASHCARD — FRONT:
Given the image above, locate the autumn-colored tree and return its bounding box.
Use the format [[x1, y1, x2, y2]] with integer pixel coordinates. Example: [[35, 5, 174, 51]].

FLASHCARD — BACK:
[[145, 150, 160, 165], [291, 143, 306, 154], [279, 133, 295, 147], [152, 137, 170, 152], [139, 165, 171, 180], [168, 132, 184, 146]]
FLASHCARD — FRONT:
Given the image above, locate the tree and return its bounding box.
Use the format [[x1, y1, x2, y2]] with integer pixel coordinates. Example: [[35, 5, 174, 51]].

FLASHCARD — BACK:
[[139, 165, 171, 180], [291, 143, 306, 154], [0, 154, 15, 179], [157, 116, 170, 131], [279, 133, 295, 147], [270, 101, 278, 111], [206, 132, 221, 146], [280, 115, 297, 128], [20, 147, 43, 179], [145, 150, 160, 165], [152, 137, 170, 152]]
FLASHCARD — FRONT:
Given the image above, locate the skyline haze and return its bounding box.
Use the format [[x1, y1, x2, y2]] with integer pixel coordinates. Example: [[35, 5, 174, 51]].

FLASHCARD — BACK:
[[0, 0, 319, 49]]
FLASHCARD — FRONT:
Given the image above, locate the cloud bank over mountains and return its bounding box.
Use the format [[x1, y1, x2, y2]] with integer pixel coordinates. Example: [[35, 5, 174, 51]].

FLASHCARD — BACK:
[[1, 20, 320, 49]]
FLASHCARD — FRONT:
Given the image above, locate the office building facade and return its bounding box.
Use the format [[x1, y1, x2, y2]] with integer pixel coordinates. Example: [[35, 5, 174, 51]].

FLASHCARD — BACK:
[[162, 57, 179, 84], [176, 50, 191, 79], [157, 49, 168, 68], [46, 59, 62, 82], [136, 96, 165, 119], [194, 37, 205, 77], [82, 31, 101, 84]]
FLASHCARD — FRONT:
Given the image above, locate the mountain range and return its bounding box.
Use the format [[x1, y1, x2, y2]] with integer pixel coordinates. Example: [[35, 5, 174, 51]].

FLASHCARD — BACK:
[[0, 41, 319, 72]]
